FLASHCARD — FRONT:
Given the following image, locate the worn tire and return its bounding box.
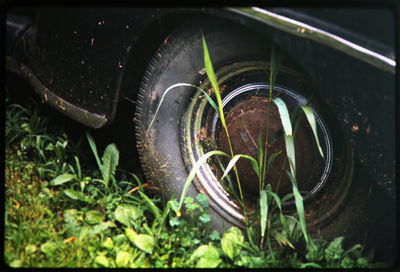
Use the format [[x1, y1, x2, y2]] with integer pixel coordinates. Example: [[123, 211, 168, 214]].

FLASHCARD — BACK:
[[135, 20, 353, 233]]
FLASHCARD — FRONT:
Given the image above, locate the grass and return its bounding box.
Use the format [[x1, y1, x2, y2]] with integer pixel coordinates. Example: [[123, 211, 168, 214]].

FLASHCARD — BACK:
[[4, 36, 382, 268]]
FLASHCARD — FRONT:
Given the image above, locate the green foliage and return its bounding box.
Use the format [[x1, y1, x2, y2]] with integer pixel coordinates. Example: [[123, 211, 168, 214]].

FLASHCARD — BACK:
[[4, 39, 379, 269], [190, 243, 221, 268], [221, 227, 244, 260]]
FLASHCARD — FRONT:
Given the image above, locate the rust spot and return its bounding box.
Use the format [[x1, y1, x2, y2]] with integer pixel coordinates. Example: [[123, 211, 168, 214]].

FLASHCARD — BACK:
[[351, 124, 359, 132], [196, 127, 207, 142], [297, 28, 306, 33], [56, 98, 66, 110], [218, 97, 322, 197], [63, 237, 77, 243]]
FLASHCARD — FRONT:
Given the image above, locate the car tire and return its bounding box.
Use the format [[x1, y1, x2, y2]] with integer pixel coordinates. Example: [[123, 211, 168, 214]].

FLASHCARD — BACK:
[[135, 20, 354, 233]]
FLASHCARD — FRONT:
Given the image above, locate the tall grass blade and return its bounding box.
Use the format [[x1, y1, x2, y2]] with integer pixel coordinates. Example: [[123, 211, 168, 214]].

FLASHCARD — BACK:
[[101, 143, 119, 187], [265, 151, 282, 176], [269, 46, 281, 91], [202, 35, 229, 138], [202, 36, 221, 105], [271, 230, 295, 249], [178, 150, 230, 212], [260, 190, 268, 241], [272, 98, 292, 136], [267, 189, 288, 233], [86, 132, 102, 171], [286, 170, 310, 245], [147, 83, 218, 131], [220, 154, 259, 181], [273, 98, 296, 177], [300, 106, 324, 158], [257, 131, 264, 171], [74, 155, 82, 180], [202, 35, 244, 203], [138, 191, 161, 221]]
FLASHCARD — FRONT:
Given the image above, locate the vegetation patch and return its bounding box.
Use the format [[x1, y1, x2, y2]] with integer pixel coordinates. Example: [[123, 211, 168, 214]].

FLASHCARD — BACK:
[[4, 38, 383, 267]]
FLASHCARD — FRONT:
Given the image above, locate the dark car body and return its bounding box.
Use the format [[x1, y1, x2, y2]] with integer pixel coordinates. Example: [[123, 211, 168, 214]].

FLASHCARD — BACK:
[[5, 5, 397, 264]]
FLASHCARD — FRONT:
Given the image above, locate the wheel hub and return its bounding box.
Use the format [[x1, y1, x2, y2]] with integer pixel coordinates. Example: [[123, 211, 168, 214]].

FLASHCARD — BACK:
[[184, 62, 334, 225], [218, 96, 321, 198]]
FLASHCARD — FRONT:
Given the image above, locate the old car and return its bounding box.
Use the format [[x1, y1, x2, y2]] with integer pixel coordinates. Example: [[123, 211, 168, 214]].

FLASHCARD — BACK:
[[6, 6, 396, 265]]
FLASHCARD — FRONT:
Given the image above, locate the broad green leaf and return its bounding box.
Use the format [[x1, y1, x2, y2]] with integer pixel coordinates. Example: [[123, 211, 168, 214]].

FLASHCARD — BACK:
[[340, 257, 354, 268], [325, 236, 345, 262], [85, 210, 104, 225], [86, 132, 102, 172], [9, 260, 23, 268], [113, 234, 128, 246], [220, 154, 259, 181], [125, 228, 154, 254], [102, 237, 114, 249], [114, 204, 143, 227], [125, 228, 137, 242], [221, 227, 244, 260], [63, 189, 93, 203], [196, 193, 209, 207], [115, 251, 131, 267], [147, 83, 218, 131], [91, 221, 115, 236], [178, 150, 230, 212], [49, 173, 76, 186], [63, 209, 81, 237], [25, 244, 37, 254], [95, 255, 110, 267], [300, 105, 324, 158], [259, 190, 268, 240], [132, 234, 155, 254], [40, 241, 58, 256], [101, 143, 119, 187], [191, 244, 221, 268], [196, 257, 221, 268]]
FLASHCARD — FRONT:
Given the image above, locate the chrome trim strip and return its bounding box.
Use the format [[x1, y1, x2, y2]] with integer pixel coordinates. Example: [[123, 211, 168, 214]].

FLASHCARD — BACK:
[[227, 7, 396, 74]]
